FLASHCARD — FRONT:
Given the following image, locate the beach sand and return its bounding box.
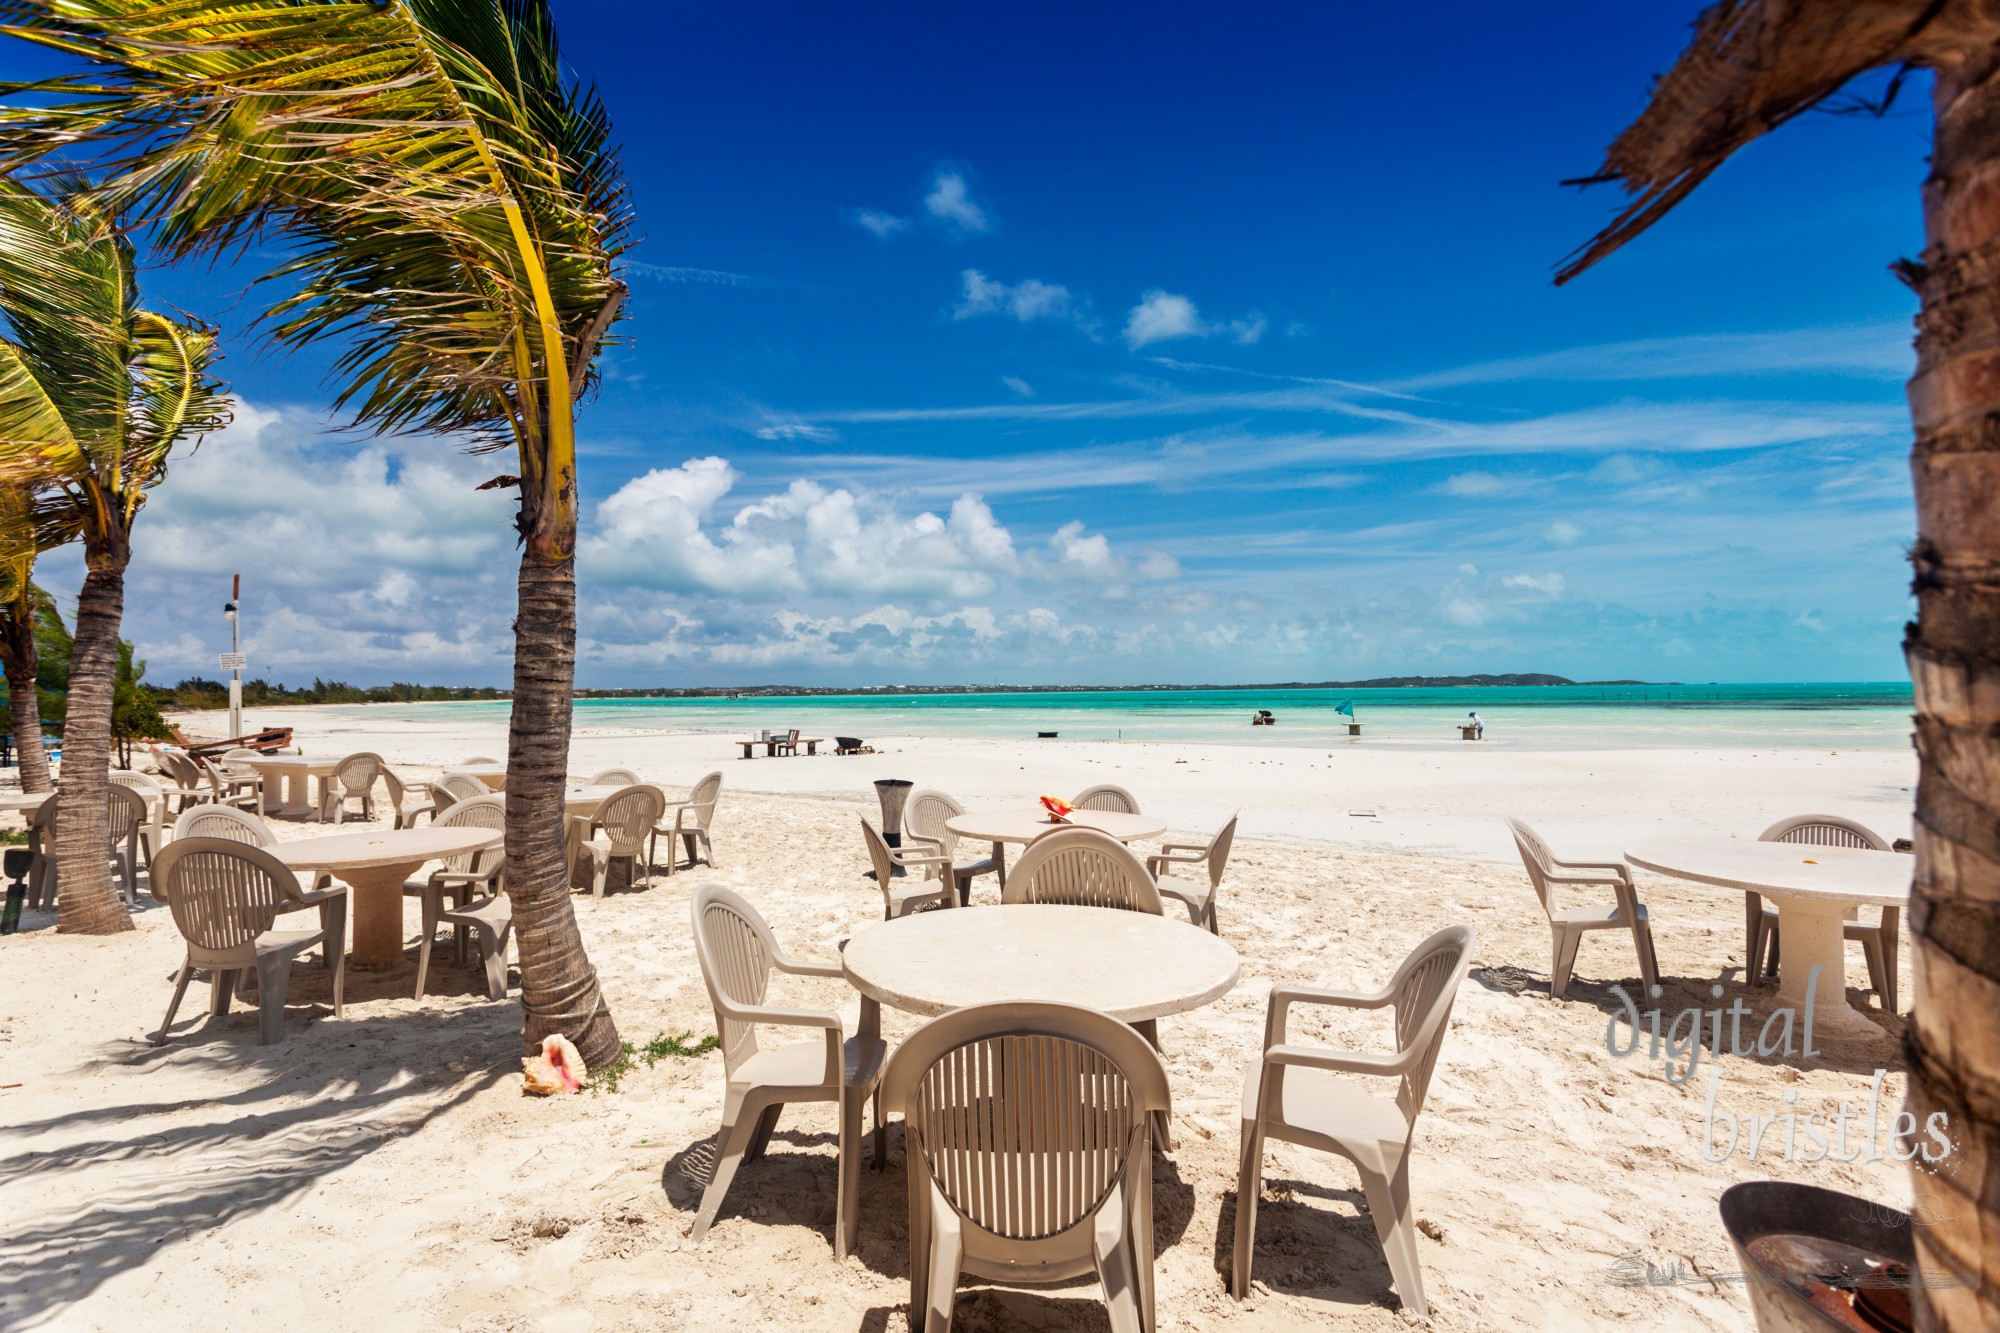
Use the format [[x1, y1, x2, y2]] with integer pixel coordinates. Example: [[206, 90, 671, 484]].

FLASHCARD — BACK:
[[0, 710, 1922, 1330]]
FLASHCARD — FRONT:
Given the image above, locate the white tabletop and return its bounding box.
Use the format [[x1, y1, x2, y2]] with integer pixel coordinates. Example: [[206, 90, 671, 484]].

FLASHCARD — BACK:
[[1625, 839, 1909, 906], [945, 808, 1168, 845], [445, 763, 507, 779], [272, 826, 498, 871], [243, 754, 342, 768], [842, 904, 1240, 1022], [564, 784, 623, 813], [0, 791, 50, 813]]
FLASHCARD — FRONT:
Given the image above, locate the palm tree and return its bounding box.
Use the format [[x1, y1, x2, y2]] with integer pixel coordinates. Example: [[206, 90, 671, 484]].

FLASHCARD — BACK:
[[0, 1, 633, 1060], [0, 493, 58, 794], [1557, 5, 2000, 1327], [0, 179, 228, 935]]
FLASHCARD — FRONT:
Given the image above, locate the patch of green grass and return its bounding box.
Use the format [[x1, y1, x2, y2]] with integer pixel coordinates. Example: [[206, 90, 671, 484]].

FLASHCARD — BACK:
[[0, 830, 28, 846], [586, 1029, 721, 1093]]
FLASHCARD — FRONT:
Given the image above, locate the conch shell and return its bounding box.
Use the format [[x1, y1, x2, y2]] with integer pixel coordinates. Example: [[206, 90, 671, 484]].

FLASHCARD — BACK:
[[1039, 794, 1074, 822], [522, 1034, 587, 1095]]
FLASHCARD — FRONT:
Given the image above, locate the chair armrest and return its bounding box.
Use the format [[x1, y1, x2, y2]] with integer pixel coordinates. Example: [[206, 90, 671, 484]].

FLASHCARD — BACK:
[[1148, 848, 1207, 868], [723, 1002, 842, 1032], [288, 880, 350, 908], [1265, 1043, 1414, 1078], [1263, 980, 1396, 1047], [1553, 858, 1628, 873], [1544, 870, 1629, 889], [772, 952, 844, 979], [888, 848, 952, 870], [429, 870, 500, 889], [1158, 840, 1210, 855], [902, 832, 946, 853]]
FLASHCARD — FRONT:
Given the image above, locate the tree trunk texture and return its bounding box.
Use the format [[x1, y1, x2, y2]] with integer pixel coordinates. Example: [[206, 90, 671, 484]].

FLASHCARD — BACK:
[[55, 544, 131, 934], [0, 612, 50, 793], [506, 546, 619, 1068], [1901, 54, 2000, 1333]]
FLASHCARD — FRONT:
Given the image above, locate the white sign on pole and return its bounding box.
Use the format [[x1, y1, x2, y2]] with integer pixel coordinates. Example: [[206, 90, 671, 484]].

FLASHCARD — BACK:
[[219, 652, 247, 671]]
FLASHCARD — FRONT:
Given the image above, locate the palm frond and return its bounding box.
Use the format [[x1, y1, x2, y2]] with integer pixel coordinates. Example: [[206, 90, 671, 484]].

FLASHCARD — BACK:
[[1556, 0, 1964, 283], [0, 0, 634, 483]]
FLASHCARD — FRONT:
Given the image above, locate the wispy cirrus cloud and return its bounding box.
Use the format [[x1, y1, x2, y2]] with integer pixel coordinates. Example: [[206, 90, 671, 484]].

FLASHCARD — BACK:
[[1393, 323, 1913, 390], [627, 261, 785, 289]]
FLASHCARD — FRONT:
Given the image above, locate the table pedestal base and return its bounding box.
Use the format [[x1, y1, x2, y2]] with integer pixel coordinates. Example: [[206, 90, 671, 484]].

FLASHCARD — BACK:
[[340, 861, 425, 970], [265, 772, 322, 820], [1767, 891, 1880, 1040]]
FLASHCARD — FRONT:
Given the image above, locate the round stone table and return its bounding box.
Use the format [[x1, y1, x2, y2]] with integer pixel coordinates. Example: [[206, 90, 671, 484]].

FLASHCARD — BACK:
[[444, 763, 507, 791], [1626, 839, 1909, 1039], [563, 784, 622, 816], [274, 826, 500, 969], [242, 754, 344, 819], [945, 807, 1167, 888], [0, 791, 52, 816], [843, 903, 1239, 1022]]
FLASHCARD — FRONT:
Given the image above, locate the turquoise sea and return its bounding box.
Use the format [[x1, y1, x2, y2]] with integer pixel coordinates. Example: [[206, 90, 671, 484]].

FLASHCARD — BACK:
[[386, 682, 1916, 752]]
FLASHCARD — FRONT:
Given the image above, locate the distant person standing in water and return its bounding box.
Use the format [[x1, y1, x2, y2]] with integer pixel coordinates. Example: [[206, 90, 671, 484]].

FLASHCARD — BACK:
[[1468, 710, 1484, 739]]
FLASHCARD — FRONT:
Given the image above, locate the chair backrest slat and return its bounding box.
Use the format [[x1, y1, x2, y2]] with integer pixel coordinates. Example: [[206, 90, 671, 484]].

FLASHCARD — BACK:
[[682, 771, 723, 830], [1070, 784, 1139, 814], [905, 788, 965, 858], [172, 803, 275, 846], [1204, 811, 1241, 890], [595, 785, 665, 854], [1504, 817, 1558, 920], [588, 767, 643, 787], [153, 837, 302, 961], [440, 773, 489, 804], [1758, 814, 1890, 852], [691, 885, 779, 1076], [432, 794, 506, 874], [1002, 828, 1161, 913], [1388, 925, 1477, 1122]]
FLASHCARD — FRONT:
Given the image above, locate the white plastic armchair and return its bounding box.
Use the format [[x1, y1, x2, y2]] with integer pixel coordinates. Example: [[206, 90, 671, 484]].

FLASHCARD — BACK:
[[690, 883, 887, 1259], [903, 788, 999, 906], [1147, 810, 1239, 934], [1505, 817, 1659, 1000], [381, 767, 435, 829], [320, 752, 383, 823], [589, 767, 643, 786], [110, 771, 168, 884], [1232, 924, 1476, 1317], [859, 818, 958, 918], [650, 770, 722, 876], [409, 794, 511, 1000]]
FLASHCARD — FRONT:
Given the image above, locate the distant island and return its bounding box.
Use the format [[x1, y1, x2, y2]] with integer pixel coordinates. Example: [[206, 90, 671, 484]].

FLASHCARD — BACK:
[[156, 672, 1658, 708]]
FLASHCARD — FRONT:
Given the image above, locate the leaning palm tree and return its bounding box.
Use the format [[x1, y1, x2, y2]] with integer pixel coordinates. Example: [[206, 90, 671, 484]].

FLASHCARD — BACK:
[[1557, 5, 2000, 1328], [0, 179, 228, 934], [0, 0, 632, 1059], [0, 491, 61, 794]]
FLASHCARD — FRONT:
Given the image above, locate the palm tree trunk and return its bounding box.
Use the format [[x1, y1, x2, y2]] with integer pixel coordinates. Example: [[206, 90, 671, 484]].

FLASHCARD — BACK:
[[0, 610, 50, 793], [506, 544, 619, 1068], [1900, 55, 2000, 1333], [54, 540, 131, 934]]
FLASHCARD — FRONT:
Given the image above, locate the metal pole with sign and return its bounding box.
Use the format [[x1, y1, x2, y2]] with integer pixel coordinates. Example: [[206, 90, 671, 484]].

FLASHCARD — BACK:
[[222, 575, 244, 739]]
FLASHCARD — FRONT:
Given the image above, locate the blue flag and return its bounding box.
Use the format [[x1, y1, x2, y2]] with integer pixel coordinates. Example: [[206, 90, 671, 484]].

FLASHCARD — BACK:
[[1335, 699, 1354, 717]]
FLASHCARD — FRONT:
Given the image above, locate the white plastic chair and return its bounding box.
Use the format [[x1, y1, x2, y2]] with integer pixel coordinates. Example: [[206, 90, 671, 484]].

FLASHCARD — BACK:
[[381, 767, 435, 828], [589, 767, 643, 786], [689, 883, 886, 1259], [574, 784, 665, 896], [650, 770, 721, 876], [883, 1000, 1170, 1333], [1001, 827, 1163, 914], [151, 838, 348, 1046], [859, 818, 958, 918], [110, 771, 168, 882], [320, 752, 383, 823], [1071, 783, 1140, 814], [439, 773, 489, 805], [1753, 815, 1898, 1012], [409, 794, 510, 1001], [1146, 810, 1239, 934], [1505, 817, 1659, 999], [1232, 924, 1476, 1317], [902, 788, 998, 906]]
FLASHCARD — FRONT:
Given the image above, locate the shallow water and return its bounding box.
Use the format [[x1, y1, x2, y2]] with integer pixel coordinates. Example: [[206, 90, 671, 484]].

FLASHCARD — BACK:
[[347, 682, 1916, 752]]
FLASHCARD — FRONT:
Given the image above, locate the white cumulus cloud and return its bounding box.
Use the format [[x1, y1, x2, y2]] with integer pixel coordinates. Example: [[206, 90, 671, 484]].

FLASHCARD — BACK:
[[925, 170, 990, 234], [1123, 290, 1265, 349], [853, 208, 911, 239]]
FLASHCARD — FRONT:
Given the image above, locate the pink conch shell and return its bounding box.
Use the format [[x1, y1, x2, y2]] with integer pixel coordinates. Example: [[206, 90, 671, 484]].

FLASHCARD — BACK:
[[521, 1034, 587, 1095]]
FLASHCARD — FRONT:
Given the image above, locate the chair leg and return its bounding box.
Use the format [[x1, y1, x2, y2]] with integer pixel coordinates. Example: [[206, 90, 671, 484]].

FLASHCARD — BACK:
[[153, 959, 195, 1045], [414, 891, 441, 1001], [924, 1203, 965, 1333], [208, 968, 236, 1017], [1230, 1120, 1264, 1300], [837, 1085, 864, 1259], [1550, 926, 1582, 1000], [691, 1091, 760, 1244], [1859, 931, 1888, 1010], [1632, 922, 1660, 996], [745, 1103, 783, 1162], [1092, 1182, 1144, 1333], [1359, 1148, 1427, 1318], [1131, 1019, 1172, 1150], [872, 1088, 886, 1171], [1744, 891, 1765, 972], [478, 917, 512, 1000], [1765, 922, 1782, 982], [254, 953, 294, 1046], [1879, 907, 1900, 1014]]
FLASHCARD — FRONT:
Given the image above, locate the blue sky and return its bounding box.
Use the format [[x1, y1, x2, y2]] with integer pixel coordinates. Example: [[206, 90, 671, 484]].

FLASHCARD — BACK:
[[19, 3, 1930, 686]]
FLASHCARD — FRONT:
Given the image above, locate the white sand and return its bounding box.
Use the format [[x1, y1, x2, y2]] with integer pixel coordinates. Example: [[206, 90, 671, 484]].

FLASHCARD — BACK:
[[0, 709, 1922, 1330]]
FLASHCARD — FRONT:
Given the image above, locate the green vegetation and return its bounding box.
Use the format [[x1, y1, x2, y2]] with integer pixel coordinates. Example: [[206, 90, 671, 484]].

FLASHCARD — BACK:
[[0, 597, 170, 765], [586, 1030, 720, 1094], [150, 678, 510, 710]]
